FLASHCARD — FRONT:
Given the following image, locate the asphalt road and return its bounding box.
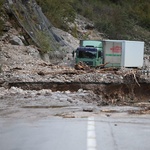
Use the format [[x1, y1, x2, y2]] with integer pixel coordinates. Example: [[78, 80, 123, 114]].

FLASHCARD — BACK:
[[0, 115, 150, 150]]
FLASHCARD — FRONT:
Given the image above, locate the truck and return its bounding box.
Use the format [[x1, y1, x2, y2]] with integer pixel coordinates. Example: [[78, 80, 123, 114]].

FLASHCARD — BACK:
[[74, 40, 144, 68], [75, 40, 103, 67]]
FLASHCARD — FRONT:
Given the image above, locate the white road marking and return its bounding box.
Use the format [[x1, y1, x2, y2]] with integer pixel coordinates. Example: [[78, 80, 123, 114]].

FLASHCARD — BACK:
[[87, 117, 97, 150]]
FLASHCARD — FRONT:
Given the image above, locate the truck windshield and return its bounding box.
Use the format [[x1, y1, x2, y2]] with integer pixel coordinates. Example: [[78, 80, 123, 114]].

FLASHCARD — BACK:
[[77, 48, 97, 59]]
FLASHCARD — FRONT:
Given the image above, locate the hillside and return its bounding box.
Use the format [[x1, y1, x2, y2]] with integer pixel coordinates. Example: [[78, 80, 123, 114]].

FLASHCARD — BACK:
[[0, 0, 150, 54], [36, 0, 150, 53]]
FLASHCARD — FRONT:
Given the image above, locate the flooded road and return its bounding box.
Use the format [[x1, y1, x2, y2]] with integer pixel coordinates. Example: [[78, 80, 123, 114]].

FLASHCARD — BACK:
[[0, 115, 150, 150]]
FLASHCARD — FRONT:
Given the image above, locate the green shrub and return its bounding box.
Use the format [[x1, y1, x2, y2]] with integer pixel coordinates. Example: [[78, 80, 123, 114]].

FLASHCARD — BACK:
[[94, 4, 132, 39], [36, 31, 53, 53], [73, 0, 150, 39], [132, 2, 150, 31], [36, 31, 60, 54], [71, 23, 78, 38]]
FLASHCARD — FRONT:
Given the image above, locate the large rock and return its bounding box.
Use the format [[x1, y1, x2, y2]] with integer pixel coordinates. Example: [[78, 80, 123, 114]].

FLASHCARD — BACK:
[[9, 35, 24, 46]]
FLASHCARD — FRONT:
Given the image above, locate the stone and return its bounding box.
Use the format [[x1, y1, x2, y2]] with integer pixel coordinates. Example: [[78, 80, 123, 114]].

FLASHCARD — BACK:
[[85, 24, 94, 30], [83, 106, 94, 112], [26, 46, 41, 59], [78, 89, 83, 92], [67, 98, 72, 103], [9, 36, 24, 46], [65, 90, 71, 94]]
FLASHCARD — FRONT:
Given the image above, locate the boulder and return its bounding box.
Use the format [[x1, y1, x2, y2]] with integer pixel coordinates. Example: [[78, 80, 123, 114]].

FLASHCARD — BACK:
[[9, 35, 24, 46]]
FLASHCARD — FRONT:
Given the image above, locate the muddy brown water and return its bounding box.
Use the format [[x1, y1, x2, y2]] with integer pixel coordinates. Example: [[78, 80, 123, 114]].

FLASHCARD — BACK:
[[8, 82, 150, 102]]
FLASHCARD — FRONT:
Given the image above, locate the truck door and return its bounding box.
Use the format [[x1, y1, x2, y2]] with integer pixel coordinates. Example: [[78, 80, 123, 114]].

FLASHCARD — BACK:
[[104, 41, 122, 67], [95, 50, 103, 66]]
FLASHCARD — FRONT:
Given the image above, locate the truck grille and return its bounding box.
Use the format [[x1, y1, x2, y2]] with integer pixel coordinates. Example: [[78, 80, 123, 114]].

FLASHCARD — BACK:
[[83, 61, 93, 66]]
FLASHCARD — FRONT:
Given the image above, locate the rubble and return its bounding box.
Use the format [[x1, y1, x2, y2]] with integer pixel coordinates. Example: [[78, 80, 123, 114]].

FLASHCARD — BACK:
[[83, 106, 94, 112], [0, 13, 150, 120], [1, 36, 149, 85]]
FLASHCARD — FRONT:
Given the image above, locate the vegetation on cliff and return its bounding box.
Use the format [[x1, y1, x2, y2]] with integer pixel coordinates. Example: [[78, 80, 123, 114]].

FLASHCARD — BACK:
[[35, 0, 150, 49], [36, 0, 76, 31], [0, 0, 150, 52], [73, 1, 149, 41]]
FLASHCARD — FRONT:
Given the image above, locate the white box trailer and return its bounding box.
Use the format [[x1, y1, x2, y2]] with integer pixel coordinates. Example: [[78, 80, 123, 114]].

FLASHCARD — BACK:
[[103, 40, 144, 68]]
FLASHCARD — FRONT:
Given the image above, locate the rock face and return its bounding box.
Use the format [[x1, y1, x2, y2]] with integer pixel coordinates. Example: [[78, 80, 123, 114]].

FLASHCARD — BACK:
[[69, 14, 104, 40]]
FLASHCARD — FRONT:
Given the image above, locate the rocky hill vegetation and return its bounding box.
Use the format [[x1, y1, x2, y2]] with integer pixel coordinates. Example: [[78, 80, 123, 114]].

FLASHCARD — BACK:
[[0, 0, 149, 73], [0, 0, 150, 53], [36, 0, 150, 53], [0, 0, 150, 58]]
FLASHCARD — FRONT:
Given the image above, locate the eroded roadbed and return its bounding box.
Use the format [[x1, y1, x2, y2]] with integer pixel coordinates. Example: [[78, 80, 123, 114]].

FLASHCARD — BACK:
[[0, 81, 150, 119], [8, 82, 150, 102]]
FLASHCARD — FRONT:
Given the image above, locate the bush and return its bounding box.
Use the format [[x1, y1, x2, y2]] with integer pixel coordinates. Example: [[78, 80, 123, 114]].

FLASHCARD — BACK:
[[95, 5, 132, 39], [36, 31, 54, 53], [36, 31, 60, 54], [73, 0, 150, 39], [132, 2, 150, 31]]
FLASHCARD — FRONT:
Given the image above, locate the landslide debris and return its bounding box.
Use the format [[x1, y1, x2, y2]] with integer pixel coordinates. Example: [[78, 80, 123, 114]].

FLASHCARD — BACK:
[[1, 32, 150, 105], [0, 0, 150, 109]]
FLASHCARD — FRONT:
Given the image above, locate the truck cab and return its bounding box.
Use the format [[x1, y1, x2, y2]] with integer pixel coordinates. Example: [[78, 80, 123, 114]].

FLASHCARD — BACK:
[[75, 40, 103, 67]]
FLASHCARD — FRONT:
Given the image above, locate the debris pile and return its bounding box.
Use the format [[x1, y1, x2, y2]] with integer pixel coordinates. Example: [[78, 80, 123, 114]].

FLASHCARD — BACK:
[[0, 6, 150, 110], [75, 61, 91, 70]]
